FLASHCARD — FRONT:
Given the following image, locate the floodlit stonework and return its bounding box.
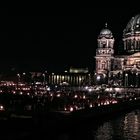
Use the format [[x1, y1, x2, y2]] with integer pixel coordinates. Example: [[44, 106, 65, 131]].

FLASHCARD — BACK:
[[95, 15, 140, 87]]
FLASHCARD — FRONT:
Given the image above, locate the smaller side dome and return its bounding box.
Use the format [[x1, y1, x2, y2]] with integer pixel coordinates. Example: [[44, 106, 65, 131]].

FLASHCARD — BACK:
[[98, 23, 113, 39]]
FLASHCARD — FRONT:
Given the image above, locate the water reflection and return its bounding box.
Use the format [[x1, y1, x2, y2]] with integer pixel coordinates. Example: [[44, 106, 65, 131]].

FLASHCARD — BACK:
[[93, 109, 140, 140], [123, 111, 140, 140], [94, 122, 113, 140], [56, 109, 140, 140]]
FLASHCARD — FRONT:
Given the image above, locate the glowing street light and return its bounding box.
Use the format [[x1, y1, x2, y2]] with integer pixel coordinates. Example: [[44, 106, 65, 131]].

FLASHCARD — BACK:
[[136, 72, 139, 87], [83, 95, 86, 99], [57, 94, 61, 97], [17, 73, 20, 81], [74, 94, 78, 98], [97, 75, 101, 81], [70, 107, 73, 112], [0, 105, 4, 111], [88, 88, 92, 92], [17, 73, 20, 89], [125, 73, 128, 87], [23, 73, 26, 75], [47, 87, 50, 91], [42, 73, 46, 87], [90, 104, 93, 108]]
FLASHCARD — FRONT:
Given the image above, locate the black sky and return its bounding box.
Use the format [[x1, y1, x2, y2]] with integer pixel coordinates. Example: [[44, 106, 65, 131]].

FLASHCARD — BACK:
[[1, 8, 140, 72]]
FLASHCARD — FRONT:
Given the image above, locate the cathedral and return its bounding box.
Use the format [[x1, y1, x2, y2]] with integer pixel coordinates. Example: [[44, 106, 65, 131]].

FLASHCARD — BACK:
[[95, 14, 140, 87]]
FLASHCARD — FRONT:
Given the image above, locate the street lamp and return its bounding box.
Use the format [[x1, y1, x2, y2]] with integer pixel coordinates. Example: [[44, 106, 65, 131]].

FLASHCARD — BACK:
[[88, 73, 91, 85], [94, 73, 96, 85], [22, 72, 26, 83], [17, 73, 20, 82], [17, 73, 20, 90], [95, 74, 101, 85], [136, 72, 138, 87], [125, 73, 128, 87], [42, 73, 45, 86], [97, 75, 101, 81]]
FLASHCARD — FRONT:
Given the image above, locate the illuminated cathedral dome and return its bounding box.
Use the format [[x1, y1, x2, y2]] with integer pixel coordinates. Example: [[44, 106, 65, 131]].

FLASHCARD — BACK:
[[123, 14, 140, 53], [100, 29, 112, 35], [124, 14, 140, 36], [98, 24, 113, 39]]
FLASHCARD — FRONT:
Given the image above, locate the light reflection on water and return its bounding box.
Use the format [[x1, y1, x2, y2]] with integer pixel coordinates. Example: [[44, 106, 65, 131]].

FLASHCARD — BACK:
[[94, 110, 140, 140], [58, 109, 140, 140]]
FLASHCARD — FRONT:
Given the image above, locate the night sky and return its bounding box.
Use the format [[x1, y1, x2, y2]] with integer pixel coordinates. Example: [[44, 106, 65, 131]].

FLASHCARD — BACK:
[[1, 8, 140, 72]]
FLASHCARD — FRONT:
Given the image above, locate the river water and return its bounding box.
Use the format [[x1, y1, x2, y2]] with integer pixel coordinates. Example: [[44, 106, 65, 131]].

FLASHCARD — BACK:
[[54, 109, 140, 140], [1, 109, 140, 140]]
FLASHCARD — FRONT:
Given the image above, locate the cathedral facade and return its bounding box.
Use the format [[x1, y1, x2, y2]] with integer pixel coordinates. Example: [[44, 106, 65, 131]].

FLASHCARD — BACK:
[[95, 15, 140, 87]]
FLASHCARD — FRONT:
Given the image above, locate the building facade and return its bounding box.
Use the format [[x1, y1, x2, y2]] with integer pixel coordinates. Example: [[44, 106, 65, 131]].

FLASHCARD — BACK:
[[47, 67, 91, 86], [95, 15, 140, 87]]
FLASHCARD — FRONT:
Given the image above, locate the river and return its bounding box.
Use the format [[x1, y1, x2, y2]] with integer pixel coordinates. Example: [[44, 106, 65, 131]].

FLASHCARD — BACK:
[[0, 109, 140, 140], [54, 109, 140, 140]]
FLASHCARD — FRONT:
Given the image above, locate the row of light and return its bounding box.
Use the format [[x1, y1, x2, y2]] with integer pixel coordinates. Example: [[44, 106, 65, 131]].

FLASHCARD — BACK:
[[64, 99, 118, 112]]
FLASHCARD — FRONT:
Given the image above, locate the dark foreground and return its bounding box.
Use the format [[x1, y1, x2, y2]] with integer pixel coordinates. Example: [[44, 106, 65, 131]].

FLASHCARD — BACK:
[[0, 109, 140, 140], [0, 99, 140, 140]]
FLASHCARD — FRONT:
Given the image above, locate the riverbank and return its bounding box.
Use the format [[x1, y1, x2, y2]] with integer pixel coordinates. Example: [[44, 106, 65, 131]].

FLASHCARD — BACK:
[[0, 96, 139, 130], [31, 97, 140, 130]]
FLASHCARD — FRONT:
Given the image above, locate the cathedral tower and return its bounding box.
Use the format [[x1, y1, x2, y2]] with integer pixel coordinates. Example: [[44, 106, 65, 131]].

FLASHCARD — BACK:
[[95, 24, 114, 83]]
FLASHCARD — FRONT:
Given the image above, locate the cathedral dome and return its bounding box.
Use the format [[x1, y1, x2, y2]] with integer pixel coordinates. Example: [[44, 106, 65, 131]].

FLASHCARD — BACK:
[[100, 29, 112, 35], [123, 15, 140, 54], [124, 14, 140, 36], [98, 24, 113, 39]]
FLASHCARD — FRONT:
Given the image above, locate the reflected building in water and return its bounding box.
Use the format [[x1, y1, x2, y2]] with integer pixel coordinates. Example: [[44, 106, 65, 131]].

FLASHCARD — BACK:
[[95, 15, 140, 87]]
